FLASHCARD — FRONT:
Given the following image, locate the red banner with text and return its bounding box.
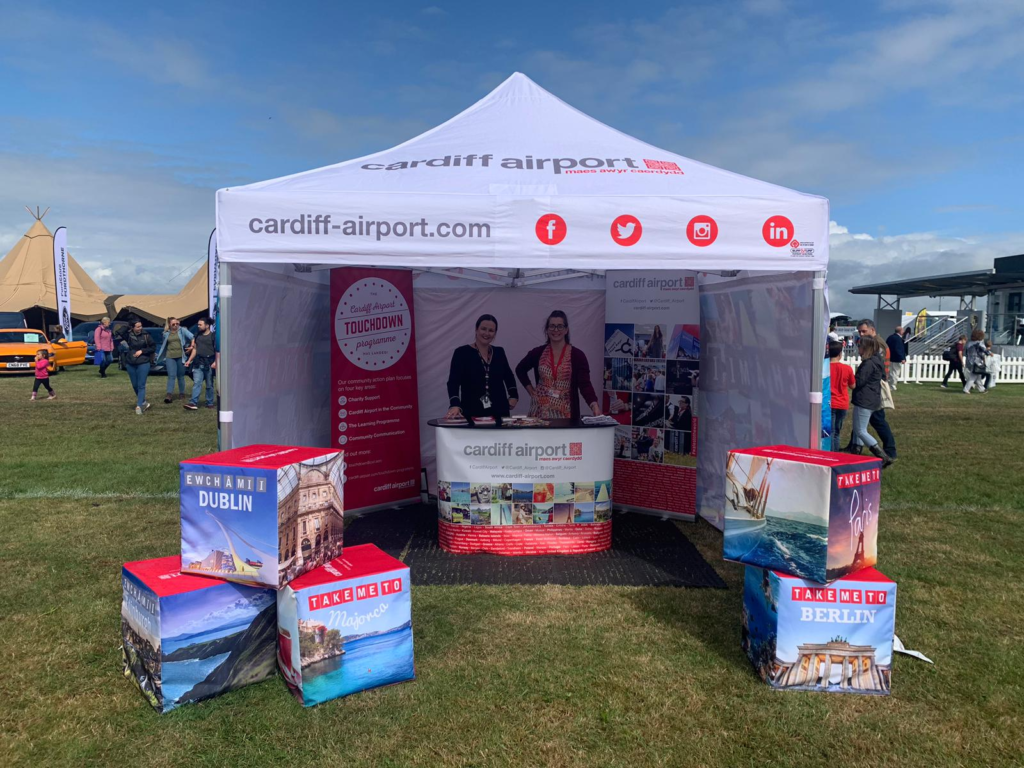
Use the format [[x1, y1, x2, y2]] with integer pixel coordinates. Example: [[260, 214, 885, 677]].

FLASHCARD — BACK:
[[331, 268, 421, 511]]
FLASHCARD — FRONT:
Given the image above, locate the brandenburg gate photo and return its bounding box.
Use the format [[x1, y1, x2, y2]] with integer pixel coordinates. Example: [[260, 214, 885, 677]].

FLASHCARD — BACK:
[[773, 640, 891, 693]]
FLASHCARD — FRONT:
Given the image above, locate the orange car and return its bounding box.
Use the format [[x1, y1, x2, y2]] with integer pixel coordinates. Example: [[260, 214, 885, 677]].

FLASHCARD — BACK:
[[0, 328, 88, 373]]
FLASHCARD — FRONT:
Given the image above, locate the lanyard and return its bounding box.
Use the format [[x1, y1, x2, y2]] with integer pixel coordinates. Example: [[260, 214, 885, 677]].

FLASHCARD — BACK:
[[547, 344, 568, 383]]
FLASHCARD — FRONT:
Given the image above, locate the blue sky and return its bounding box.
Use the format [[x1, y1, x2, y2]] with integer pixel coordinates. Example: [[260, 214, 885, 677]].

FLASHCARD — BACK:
[[1, 0, 1022, 313]]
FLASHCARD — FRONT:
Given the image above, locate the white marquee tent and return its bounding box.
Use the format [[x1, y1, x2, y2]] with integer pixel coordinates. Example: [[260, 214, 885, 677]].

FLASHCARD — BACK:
[[214, 73, 829, 526]]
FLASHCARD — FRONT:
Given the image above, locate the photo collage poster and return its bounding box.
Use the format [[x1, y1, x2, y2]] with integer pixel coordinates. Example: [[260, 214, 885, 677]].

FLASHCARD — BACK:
[[604, 270, 700, 518]]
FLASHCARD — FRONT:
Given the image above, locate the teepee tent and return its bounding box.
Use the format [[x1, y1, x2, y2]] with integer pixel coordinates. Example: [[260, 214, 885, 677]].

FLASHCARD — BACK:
[[113, 263, 210, 325], [0, 216, 110, 325]]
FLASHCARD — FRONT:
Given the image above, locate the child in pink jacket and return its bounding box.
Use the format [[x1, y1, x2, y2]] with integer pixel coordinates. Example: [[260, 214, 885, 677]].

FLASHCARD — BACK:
[[32, 349, 56, 400]]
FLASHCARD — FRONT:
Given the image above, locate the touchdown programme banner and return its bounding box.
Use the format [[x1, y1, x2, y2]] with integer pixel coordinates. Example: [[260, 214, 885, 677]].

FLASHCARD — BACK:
[[604, 270, 700, 519], [331, 268, 421, 512]]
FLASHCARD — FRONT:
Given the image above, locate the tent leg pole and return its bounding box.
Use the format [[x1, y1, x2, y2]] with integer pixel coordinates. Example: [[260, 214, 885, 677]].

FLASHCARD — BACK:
[[810, 270, 826, 449], [218, 261, 232, 450]]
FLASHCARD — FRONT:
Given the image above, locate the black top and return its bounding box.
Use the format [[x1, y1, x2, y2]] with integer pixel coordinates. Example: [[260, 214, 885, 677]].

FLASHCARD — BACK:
[[852, 354, 884, 410], [126, 330, 156, 365], [428, 418, 615, 430], [193, 331, 216, 359], [447, 344, 518, 418]]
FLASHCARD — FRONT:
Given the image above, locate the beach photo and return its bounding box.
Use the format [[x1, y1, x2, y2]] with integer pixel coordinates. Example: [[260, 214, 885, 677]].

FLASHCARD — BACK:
[[451, 482, 470, 505], [574, 483, 595, 503], [554, 482, 575, 503], [533, 503, 553, 524]]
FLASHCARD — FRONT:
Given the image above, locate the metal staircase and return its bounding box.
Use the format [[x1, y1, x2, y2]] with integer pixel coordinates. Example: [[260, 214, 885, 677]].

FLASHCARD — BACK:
[[907, 316, 972, 356]]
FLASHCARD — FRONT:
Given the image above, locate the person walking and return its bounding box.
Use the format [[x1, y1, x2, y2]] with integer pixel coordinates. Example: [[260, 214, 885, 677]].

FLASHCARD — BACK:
[[93, 316, 115, 378], [962, 330, 988, 394], [941, 334, 967, 388], [885, 325, 907, 390], [184, 317, 216, 410], [156, 317, 194, 404], [984, 341, 1000, 389], [829, 340, 855, 452], [849, 319, 897, 461], [850, 336, 893, 468], [125, 320, 156, 415], [31, 349, 56, 400]]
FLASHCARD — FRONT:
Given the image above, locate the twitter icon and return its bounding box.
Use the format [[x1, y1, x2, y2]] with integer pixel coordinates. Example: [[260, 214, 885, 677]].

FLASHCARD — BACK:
[[611, 215, 642, 246]]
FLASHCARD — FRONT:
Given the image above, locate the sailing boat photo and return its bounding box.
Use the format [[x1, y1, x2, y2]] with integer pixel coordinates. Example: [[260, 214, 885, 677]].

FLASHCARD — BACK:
[[723, 453, 772, 556]]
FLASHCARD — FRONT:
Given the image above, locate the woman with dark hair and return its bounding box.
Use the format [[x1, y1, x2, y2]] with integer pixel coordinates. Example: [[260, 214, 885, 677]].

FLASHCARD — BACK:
[[125, 319, 156, 415], [647, 325, 664, 359], [515, 310, 601, 420], [446, 314, 518, 419]]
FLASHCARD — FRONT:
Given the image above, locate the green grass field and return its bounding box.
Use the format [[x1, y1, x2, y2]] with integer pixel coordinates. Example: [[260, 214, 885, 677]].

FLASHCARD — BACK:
[[1, 366, 1022, 767]]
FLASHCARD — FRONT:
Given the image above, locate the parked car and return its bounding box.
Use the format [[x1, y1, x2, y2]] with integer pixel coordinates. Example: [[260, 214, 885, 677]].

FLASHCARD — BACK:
[[118, 327, 169, 375], [0, 311, 28, 328], [0, 328, 88, 373]]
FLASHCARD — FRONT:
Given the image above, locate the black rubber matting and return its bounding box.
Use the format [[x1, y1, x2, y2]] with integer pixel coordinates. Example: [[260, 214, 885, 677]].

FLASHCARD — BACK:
[[343, 504, 726, 588]]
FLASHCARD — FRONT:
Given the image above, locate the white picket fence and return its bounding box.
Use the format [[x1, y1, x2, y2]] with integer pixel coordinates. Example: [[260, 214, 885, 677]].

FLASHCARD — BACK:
[[840, 354, 1024, 384]]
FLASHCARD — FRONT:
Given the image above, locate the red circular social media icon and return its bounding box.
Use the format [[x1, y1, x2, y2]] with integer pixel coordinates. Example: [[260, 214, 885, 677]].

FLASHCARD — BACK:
[[535, 213, 567, 245], [686, 215, 718, 247], [762, 215, 795, 248], [611, 215, 642, 246]]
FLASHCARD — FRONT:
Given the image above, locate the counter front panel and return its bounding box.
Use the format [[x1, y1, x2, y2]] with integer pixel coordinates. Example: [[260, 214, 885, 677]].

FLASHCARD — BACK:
[[432, 421, 615, 555]]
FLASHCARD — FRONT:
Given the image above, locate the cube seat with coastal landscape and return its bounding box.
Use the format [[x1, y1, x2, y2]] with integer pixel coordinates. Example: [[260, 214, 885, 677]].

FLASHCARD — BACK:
[[121, 555, 277, 712], [723, 445, 882, 583], [276, 544, 414, 706]]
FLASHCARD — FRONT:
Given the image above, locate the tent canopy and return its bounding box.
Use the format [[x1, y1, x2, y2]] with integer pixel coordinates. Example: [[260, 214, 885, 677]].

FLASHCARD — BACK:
[[0, 218, 109, 320], [114, 263, 210, 325], [217, 73, 828, 272]]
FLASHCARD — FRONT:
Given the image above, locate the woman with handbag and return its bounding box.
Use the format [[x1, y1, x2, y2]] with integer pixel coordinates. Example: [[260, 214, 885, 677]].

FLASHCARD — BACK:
[[962, 330, 988, 394], [849, 336, 893, 468]]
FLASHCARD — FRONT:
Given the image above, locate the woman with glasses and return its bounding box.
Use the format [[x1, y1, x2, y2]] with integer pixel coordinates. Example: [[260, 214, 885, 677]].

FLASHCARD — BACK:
[[515, 310, 601, 421], [156, 316, 195, 404]]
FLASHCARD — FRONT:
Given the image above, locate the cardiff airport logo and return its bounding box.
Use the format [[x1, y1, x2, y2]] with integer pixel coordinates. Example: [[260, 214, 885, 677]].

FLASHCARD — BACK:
[[611, 215, 642, 246]]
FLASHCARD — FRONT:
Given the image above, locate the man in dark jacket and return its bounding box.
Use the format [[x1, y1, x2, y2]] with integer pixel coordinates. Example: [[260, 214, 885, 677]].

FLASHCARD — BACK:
[[885, 325, 908, 390]]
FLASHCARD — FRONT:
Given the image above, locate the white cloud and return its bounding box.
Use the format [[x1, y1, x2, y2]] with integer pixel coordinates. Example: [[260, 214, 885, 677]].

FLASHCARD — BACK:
[[827, 220, 1024, 315]]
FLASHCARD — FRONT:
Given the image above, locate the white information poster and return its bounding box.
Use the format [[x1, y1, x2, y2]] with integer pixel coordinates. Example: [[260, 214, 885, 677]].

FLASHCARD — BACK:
[[603, 270, 700, 520]]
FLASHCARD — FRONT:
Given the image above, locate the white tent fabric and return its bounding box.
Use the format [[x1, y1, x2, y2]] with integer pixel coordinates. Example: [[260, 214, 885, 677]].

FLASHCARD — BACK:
[[216, 73, 828, 272]]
